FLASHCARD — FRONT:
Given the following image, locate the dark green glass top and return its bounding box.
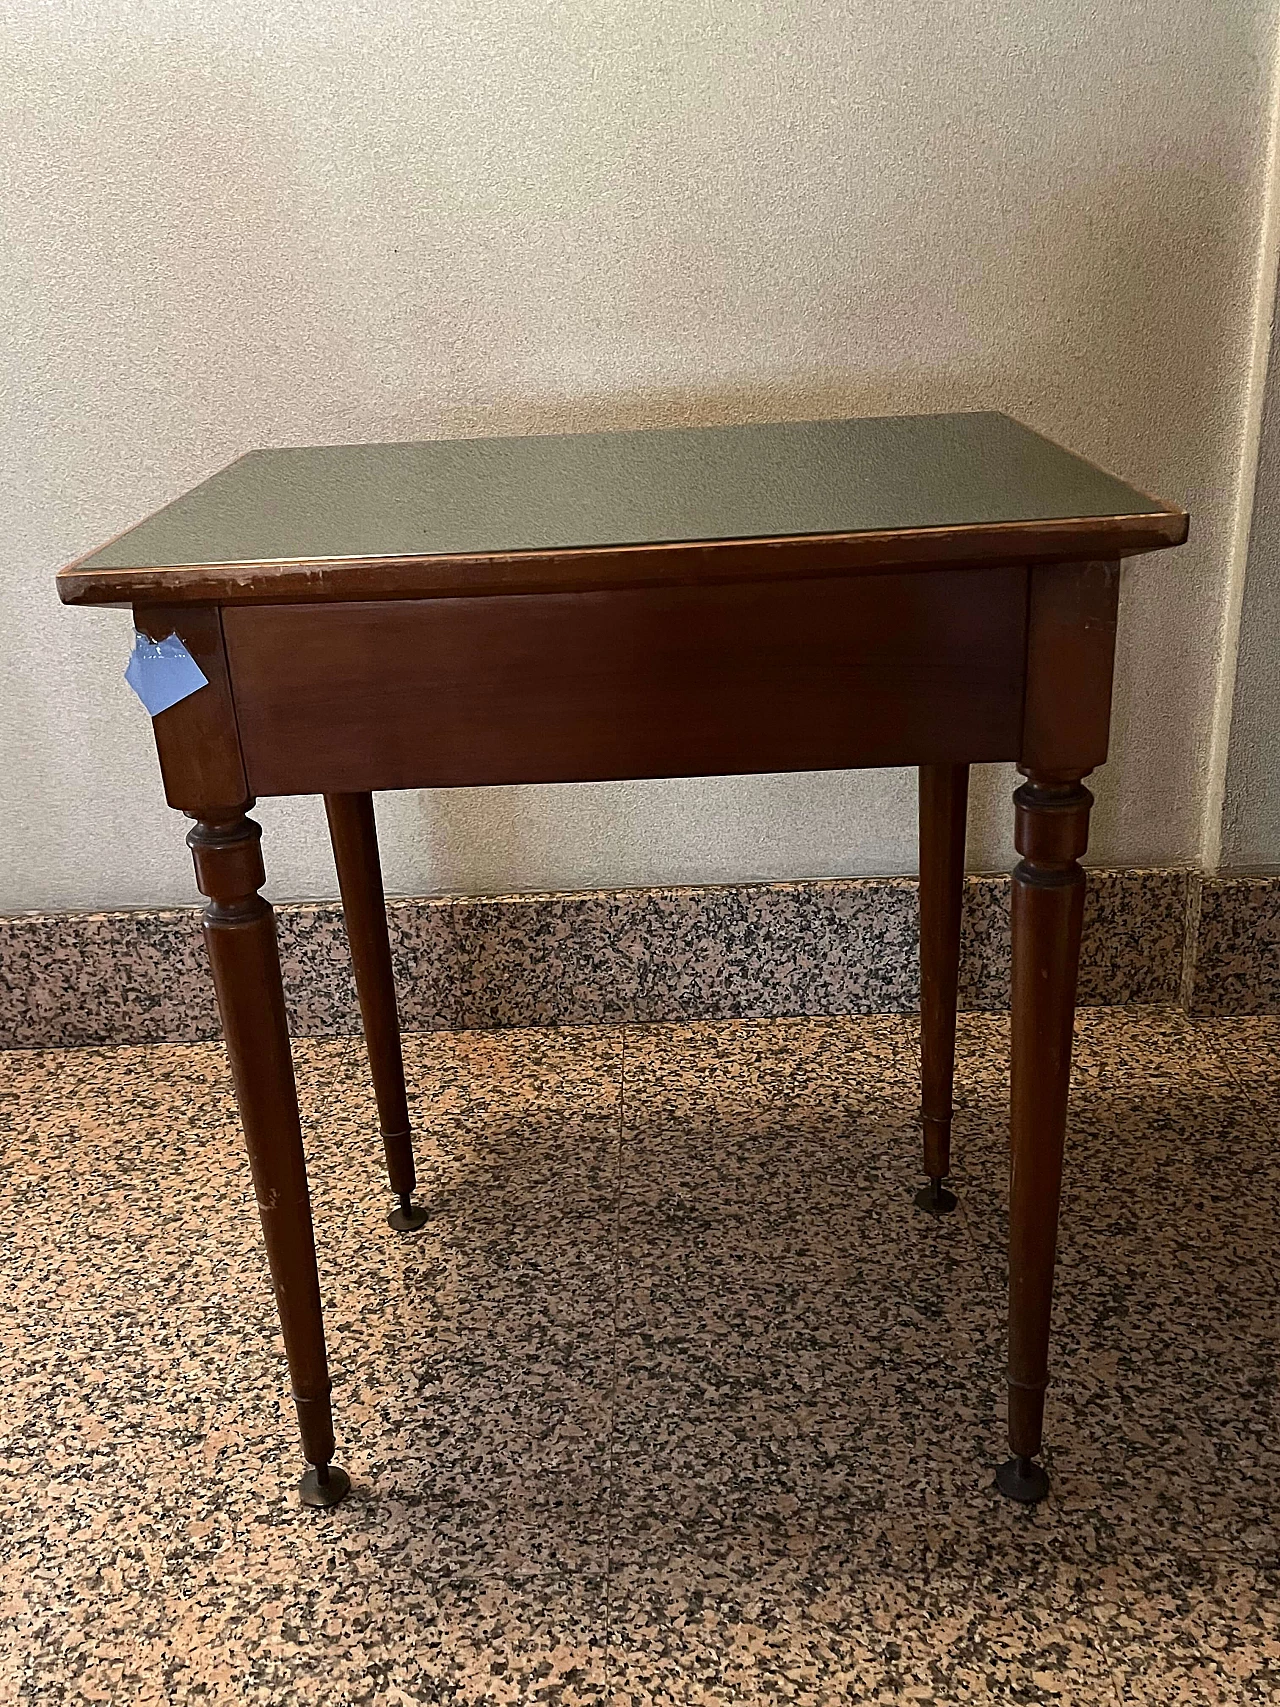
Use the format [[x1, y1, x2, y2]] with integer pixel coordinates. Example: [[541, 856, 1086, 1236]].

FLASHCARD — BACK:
[[76, 413, 1172, 574]]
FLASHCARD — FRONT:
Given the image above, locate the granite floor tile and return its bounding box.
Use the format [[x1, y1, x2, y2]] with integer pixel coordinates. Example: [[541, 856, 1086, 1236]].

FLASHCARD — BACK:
[[1095, 1549, 1280, 1704], [616, 1104, 947, 1251], [620, 1013, 922, 1123], [5, 1481, 610, 1706], [0, 1030, 620, 1706], [4, 1009, 1279, 1702], [1192, 1015, 1280, 1108], [606, 1515, 1128, 1705], [946, 1006, 1274, 1269], [949, 1003, 1223, 1095], [940, 1010, 1280, 1562], [613, 1015, 998, 1533], [610, 1264, 1004, 1532], [605, 1502, 1280, 1704]]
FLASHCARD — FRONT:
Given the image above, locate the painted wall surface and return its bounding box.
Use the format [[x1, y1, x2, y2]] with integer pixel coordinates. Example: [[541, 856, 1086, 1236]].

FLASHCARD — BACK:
[[2, 1, 1274, 910], [1222, 261, 1280, 872]]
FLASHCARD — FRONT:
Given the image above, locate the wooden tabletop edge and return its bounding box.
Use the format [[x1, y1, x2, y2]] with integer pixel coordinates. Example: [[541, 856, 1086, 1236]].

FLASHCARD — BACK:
[[55, 508, 1190, 607]]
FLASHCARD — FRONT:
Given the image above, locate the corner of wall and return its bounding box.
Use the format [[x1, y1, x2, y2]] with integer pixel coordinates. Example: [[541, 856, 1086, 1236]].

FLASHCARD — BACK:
[[1199, 27, 1280, 873]]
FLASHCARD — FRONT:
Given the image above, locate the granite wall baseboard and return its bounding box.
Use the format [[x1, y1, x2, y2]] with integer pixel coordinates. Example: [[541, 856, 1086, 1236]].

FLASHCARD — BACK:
[[1183, 871, 1280, 1015], [0, 866, 1200, 1049]]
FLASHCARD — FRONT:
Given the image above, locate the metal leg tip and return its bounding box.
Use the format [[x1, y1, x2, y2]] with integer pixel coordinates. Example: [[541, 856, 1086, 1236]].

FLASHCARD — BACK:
[[299, 1462, 351, 1509], [913, 1177, 958, 1216], [388, 1194, 429, 1232], [996, 1455, 1050, 1504]]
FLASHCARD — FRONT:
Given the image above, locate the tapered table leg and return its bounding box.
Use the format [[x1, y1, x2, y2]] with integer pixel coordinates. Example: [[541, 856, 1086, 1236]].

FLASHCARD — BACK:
[[324, 792, 427, 1233], [998, 773, 1092, 1504], [916, 763, 968, 1215], [188, 810, 349, 1508]]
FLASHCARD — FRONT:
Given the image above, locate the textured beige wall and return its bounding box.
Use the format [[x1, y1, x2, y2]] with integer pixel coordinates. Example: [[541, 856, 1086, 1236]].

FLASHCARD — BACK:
[[1222, 244, 1280, 871], [2, 0, 1275, 910]]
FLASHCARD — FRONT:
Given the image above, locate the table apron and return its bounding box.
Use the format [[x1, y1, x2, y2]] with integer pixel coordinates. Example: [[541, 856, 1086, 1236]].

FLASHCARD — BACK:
[[218, 567, 1029, 795]]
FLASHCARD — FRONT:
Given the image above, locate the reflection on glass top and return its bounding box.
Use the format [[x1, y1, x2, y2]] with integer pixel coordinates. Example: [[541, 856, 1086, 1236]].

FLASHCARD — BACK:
[[79, 413, 1171, 572]]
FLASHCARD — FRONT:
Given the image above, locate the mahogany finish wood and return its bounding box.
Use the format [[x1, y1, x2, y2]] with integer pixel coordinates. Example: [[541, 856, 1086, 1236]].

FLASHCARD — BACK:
[[918, 764, 969, 1191], [324, 792, 419, 1207], [134, 604, 247, 814], [57, 413, 1190, 1508], [222, 570, 1027, 796], [1007, 777, 1093, 1466], [187, 812, 337, 1475], [1021, 560, 1120, 777], [59, 515, 1185, 610]]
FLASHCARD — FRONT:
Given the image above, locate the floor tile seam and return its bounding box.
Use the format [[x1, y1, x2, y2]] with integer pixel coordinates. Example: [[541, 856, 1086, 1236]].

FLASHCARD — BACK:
[[615, 1092, 926, 1124], [945, 1059, 1009, 1293], [601, 1026, 630, 1692], [602, 1498, 1184, 1550], [1186, 1015, 1280, 1122], [607, 1245, 997, 1307], [601, 1510, 1255, 1593]]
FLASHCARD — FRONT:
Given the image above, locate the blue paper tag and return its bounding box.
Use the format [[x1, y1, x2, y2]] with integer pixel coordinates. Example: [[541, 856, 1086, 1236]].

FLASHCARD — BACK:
[[124, 631, 210, 717]]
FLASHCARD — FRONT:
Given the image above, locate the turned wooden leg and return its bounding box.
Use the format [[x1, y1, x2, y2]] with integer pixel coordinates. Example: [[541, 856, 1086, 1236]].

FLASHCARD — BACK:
[[188, 809, 349, 1509], [324, 792, 427, 1233], [998, 773, 1092, 1504], [916, 763, 969, 1215]]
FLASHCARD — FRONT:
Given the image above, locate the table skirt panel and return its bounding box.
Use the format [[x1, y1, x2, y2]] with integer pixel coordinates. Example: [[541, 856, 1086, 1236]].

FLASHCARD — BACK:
[[220, 568, 1028, 795]]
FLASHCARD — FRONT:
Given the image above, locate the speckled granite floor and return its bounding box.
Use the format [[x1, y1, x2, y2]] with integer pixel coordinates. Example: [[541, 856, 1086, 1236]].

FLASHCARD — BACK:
[[1, 1008, 1277, 1704]]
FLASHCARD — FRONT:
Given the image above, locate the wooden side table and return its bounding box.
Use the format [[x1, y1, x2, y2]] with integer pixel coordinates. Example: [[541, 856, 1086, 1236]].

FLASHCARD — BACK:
[[58, 412, 1188, 1508]]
